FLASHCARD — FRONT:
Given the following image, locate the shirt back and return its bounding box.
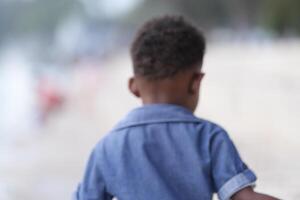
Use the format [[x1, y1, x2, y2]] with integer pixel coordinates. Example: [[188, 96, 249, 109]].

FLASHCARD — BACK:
[[74, 104, 256, 200]]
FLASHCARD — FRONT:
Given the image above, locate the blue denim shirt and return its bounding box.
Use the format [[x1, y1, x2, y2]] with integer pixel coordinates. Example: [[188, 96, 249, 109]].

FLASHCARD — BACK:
[[74, 104, 256, 200]]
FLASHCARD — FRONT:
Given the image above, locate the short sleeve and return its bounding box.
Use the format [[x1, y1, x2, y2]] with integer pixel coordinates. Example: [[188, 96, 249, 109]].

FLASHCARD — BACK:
[[73, 148, 113, 200], [210, 129, 257, 200]]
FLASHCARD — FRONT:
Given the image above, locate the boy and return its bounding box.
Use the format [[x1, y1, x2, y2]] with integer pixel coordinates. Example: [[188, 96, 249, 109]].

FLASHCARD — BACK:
[[74, 15, 279, 200]]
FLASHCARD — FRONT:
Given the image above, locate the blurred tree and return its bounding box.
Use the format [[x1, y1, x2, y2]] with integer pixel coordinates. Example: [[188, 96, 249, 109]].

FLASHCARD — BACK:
[[1, 0, 300, 45], [172, 0, 228, 28], [127, 0, 300, 35], [263, 0, 300, 35], [125, 0, 262, 30], [121, 0, 179, 26], [0, 0, 84, 40]]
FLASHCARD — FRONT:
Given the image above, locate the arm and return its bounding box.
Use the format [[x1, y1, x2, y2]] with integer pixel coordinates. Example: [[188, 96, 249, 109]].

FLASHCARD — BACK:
[[209, 128, 278, 200], [232, 186, 279, 200]]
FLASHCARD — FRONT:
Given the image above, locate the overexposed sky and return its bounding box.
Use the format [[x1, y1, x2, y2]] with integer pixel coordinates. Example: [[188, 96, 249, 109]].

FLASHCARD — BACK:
[[80, 0, 143, 18], [99, 0, 142, 18]]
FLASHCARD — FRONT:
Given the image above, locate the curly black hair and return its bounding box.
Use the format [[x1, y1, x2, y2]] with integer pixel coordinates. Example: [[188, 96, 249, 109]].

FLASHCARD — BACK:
[[130, 15, 206, 80]]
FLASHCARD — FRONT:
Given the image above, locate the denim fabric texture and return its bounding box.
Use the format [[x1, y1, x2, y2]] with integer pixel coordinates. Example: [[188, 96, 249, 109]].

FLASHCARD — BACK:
[[74, 104, 256, 200]]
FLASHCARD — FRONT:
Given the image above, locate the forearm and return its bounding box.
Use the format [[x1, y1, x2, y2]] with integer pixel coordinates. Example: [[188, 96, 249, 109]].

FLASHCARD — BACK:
[[231, 186, 279, 200]]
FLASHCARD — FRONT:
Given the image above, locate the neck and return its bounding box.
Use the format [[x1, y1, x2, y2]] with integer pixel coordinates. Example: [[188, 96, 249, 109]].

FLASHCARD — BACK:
[[139, 78, 189, 106], [141, 92, 195, 112], [134, 71, 199, 112], [142, 96, 187, 107]]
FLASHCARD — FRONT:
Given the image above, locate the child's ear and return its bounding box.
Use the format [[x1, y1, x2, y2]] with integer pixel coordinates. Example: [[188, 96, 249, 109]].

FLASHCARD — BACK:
[[188, 72, 204, 95], [128, 77, 140, 98]]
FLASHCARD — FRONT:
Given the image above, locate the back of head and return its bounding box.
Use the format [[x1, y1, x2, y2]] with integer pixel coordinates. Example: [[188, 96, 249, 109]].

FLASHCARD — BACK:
[[130, 15, 206, 80]]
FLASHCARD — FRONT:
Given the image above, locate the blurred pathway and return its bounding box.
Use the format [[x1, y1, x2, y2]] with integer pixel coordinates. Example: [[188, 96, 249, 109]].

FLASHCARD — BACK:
[[1, 41, 299, 200]]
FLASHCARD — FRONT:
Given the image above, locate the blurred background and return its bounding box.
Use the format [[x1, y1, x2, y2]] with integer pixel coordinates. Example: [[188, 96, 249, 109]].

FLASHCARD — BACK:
[[0, 0, 299, 199]]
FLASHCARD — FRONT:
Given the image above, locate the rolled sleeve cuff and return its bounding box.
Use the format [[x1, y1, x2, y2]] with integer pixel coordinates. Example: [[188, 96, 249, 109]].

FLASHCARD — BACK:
[[217, 169, 257, 200]]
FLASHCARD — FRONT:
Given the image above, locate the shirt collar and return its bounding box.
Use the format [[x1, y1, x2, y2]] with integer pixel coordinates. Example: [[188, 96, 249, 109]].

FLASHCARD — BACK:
[[114, 104, 200, 130]]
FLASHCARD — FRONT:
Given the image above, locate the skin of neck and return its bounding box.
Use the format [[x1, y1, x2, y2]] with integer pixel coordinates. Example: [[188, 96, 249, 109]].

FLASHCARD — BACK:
[[128, 68, 204, 113]]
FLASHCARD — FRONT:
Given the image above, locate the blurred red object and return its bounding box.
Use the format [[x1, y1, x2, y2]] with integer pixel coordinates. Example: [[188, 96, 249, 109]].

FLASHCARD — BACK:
[[37, 77, 64, 122]]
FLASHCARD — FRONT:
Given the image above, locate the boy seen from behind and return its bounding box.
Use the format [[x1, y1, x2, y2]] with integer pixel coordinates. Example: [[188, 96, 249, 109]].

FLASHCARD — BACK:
[[74, 15, 279, 200]]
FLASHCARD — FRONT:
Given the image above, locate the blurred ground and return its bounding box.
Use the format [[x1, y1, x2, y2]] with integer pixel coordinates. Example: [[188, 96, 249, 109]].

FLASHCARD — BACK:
[[0, 40, 300, 200]]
